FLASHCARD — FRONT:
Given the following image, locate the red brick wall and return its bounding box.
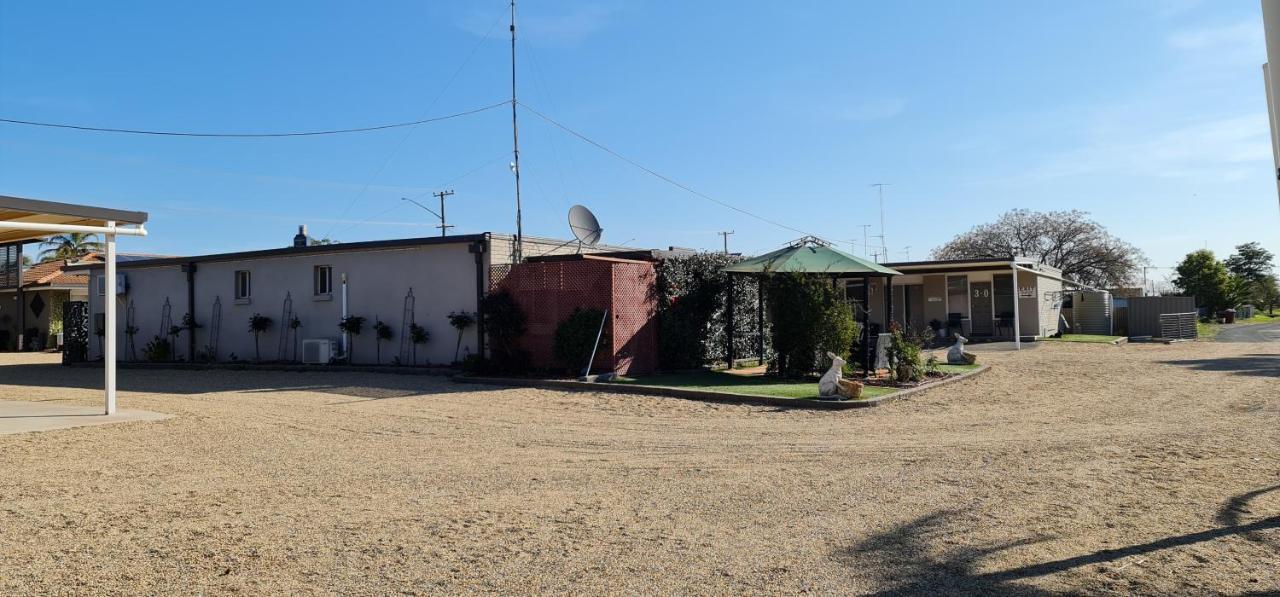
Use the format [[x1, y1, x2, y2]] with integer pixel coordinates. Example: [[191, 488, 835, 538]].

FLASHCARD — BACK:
[[494, 259, 656, 375]]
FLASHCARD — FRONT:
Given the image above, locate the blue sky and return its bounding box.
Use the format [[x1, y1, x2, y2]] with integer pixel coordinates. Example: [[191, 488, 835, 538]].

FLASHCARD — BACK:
[[2, 1, 1277, 282]]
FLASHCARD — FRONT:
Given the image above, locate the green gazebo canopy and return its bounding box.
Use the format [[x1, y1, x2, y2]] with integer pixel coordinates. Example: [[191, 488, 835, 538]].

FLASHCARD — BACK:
[[724, 238, 902, 276]]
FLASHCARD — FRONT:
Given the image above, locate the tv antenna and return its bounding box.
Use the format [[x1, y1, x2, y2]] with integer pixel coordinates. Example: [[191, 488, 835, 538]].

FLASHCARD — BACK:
[[568, 204, 603, 251], [401, 190, 456, 237], [509, 0, 524, 262], [870, 183, 890, 258], [901, 246, 911, 261], [857, 224, 871, 257]]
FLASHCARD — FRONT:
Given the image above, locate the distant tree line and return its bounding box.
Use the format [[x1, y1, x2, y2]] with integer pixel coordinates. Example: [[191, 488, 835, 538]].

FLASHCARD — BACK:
[[1173, 242, 1278, 316]]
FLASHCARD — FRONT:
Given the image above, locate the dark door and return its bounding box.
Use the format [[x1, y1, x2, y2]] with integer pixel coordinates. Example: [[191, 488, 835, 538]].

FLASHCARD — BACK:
[[970, 282, 993, 336]]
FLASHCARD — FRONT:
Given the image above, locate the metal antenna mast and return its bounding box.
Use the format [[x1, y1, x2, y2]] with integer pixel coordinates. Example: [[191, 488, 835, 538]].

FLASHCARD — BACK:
[[509, 0, 524, 263], [870, 183, 890, 259], [718, 230, 734, 254], [858, 224, 871, 257]]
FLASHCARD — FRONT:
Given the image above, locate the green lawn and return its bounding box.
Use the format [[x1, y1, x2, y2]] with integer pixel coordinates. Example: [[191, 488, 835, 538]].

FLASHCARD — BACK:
[[935, 363, 982, 374], [611, 370, 897, 400], [1198, 311, 1278, 340], [1044, 334, 1125, 344]]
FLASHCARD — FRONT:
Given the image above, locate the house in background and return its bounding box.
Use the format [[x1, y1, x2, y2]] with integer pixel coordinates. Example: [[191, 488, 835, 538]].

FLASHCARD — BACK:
[[74, 228, 635, 365], [853, 257, 1069, 341], [0, 253, 162, 351]]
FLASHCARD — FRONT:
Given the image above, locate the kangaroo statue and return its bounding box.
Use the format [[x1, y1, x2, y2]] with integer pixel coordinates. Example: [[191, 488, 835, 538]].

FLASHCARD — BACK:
[[818, 352, 863, 400]]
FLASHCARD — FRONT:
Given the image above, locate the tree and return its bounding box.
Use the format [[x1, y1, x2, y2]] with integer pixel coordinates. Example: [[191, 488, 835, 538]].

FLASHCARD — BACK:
[[1172, 250, 1236, 315], [309, 237, 340, 246], [248, 314, 272, 362], [338, 316, 366, 363], [1258, 276, 1280, 315], [931, 209, 1146, 288], [1224, 242, 1275, 283], [1225, 242, 1276, 307], [38, 233, 102, 262]]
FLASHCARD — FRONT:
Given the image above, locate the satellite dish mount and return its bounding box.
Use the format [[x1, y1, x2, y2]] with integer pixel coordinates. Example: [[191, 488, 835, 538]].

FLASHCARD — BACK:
[[568, 205, 603, 253]]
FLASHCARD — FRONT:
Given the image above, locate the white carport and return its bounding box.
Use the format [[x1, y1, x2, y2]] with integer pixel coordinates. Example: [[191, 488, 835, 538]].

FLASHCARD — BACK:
[[0, 195, 148, 414]]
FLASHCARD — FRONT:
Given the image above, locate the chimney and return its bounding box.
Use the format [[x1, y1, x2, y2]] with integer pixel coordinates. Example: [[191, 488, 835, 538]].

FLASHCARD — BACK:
[[293, 225, 309, 248]]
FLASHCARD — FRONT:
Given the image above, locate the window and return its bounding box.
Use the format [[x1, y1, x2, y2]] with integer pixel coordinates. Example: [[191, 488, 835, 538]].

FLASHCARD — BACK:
[[946, 275, 969, 319], [314, 265, 333, 296], [234, 270, 251, 300], [993, 274, 1015, 318]]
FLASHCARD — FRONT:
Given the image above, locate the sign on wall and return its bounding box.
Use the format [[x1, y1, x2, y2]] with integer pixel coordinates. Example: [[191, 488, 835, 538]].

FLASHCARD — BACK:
[[1018, 286, 1036, 298]]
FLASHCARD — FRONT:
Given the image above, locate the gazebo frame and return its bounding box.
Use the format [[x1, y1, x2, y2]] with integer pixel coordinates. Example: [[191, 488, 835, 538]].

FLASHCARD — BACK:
[[723, 237, 901, 376], [0, 195, 148, 415]]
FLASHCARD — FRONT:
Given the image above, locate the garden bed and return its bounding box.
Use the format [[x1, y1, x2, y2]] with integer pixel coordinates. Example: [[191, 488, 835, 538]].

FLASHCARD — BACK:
[[460, 364, 989, 410], [1044, 334, 1127, 345]]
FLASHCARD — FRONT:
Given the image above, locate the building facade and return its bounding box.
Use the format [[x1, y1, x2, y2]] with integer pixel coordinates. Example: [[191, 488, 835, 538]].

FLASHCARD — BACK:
[[78, 232, 631, 365]]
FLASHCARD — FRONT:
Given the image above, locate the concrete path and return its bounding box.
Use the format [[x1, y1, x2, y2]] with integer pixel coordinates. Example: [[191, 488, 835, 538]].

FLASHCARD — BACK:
[[1216, 321, 1280, 343], [0, 400, 170, 436]]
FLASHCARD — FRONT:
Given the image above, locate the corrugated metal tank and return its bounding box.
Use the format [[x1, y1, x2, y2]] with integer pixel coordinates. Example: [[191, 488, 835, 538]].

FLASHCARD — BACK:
[[1069, 291, 1113, 335]]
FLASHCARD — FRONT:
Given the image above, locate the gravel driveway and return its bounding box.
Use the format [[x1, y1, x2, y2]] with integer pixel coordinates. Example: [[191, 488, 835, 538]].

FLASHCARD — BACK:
[[1, 342, 1277, 595]]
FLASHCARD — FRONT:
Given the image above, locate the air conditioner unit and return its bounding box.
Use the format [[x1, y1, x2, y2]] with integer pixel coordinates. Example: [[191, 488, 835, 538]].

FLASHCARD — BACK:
[[301, 339, 336, 364], [96, 273, 128, 296]]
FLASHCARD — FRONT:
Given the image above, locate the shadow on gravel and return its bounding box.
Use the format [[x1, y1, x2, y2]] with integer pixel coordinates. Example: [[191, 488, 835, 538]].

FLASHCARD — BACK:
[[0, 363, 500, 399], [1161, 354, 1280, 378], [840, 486, 1280, 595]]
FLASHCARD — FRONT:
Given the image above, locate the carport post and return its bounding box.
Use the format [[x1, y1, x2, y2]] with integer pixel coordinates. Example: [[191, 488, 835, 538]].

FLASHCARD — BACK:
[[105, 222, 117, 415], [1011, 262, 1021, 350]]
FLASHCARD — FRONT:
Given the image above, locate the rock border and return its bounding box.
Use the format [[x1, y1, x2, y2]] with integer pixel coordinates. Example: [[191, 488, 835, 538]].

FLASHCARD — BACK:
[[458, 364, 991, 410]]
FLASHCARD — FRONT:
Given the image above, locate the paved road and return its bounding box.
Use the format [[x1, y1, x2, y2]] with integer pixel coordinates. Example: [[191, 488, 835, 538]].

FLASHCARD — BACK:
[[1216, 321, 1280, 342]]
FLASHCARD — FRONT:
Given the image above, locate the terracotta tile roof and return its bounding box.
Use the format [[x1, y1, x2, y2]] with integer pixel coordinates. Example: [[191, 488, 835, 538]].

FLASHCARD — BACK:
[[18, 257, 92, 289]]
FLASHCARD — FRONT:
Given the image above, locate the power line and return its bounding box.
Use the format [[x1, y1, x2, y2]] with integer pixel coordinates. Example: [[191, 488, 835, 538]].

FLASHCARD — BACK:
[[0, 101, 510, 138], [517, 101, 828, 242]]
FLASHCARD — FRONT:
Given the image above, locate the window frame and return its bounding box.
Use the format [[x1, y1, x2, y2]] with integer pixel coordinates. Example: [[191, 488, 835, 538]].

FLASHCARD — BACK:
[[314, 265, 333, 296], [234, 270, 251, 300]]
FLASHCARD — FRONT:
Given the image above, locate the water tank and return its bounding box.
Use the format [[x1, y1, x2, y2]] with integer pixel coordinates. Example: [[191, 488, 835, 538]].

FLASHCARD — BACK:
[[1069, 291, 1113, 335]]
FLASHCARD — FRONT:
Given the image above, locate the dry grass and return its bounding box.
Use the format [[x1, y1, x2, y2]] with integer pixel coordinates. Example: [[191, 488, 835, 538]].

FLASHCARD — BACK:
[[1, 342, 1278, 595]]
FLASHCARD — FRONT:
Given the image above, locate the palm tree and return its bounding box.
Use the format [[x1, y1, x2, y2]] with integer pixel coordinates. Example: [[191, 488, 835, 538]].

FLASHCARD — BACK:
[[38, 233, 103, 262]]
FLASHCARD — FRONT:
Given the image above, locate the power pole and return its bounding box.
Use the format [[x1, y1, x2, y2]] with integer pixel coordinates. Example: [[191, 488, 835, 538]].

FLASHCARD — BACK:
[[870, 183, 890, 259], [433, 190, 455, 236], [401, 194, 454, 237], [509, 0, 524, 263], [718, 230, 734, 254]]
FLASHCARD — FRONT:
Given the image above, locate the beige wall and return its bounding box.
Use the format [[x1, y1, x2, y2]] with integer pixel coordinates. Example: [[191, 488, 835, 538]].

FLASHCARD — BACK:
[[89, 242, 482, 365]]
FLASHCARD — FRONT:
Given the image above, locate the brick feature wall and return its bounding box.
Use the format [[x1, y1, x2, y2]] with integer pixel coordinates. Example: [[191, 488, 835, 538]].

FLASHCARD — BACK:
[[493, 257, 657, 375]]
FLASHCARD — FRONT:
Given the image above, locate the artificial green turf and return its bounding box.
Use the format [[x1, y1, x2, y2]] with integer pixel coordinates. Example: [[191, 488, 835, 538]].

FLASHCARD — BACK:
[[612, 370, 897, 400], [1044, 334, 1124, 344], [935, 363, 982, 374]]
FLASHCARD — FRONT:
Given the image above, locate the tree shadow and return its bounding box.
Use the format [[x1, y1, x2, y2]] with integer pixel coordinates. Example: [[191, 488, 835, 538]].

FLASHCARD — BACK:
[[0, 362, 506, 400], [1162, 354, 1280, 378], [837, 486, 1280, 595]]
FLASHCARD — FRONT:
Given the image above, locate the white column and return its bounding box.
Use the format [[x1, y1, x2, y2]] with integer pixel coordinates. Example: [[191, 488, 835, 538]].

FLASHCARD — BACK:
[[1011, 263, 1021, 350], [104, 222, 117, 415]]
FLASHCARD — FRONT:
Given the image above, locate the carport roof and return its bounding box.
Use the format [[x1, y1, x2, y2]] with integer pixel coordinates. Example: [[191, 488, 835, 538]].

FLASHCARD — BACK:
[[0, 195, 148, 244]]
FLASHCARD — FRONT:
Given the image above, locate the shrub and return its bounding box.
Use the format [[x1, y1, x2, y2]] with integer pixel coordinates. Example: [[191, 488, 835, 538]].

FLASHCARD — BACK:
[[652, 253, 760, 369], [338, 315, 366, 363], [408, 323, 429, 366], [765, 272, 859, 378], [142, 335, 172, 362], [447, 311, 475, 364], [248, 314, 272, 362], [480, 290, 529, 374], [885, 325, 926, 383], [373, 319, 393, 364], [553, 307, 609, 375]]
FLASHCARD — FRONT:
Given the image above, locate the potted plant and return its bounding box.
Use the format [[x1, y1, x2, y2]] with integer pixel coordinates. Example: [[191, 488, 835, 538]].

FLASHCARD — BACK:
[[248, 313, 272, 362], [288, 316, 302, 361], [447, 311, 475, 364], [338, 315, 366, 363], [373, 318, 393, 365], [928, 319, 944, 340], [409, 323, 429, 366]]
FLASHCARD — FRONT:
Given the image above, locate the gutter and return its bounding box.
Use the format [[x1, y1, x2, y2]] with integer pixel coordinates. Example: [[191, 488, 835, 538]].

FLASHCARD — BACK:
[[1012, 264, 1108, 293]]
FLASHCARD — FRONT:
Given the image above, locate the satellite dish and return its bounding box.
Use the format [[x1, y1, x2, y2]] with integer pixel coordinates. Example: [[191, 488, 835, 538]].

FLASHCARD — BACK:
[[568, 205, 603, 247]]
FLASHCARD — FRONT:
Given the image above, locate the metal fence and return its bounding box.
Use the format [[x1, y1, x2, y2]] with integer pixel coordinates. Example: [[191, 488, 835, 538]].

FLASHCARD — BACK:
[[1158, 312, 1198, 340], [1127, 296, 1197, 338]]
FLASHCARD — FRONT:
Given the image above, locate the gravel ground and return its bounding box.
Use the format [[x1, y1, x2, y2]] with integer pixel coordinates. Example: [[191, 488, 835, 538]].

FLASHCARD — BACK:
[[1, 342, 1277, 595]]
